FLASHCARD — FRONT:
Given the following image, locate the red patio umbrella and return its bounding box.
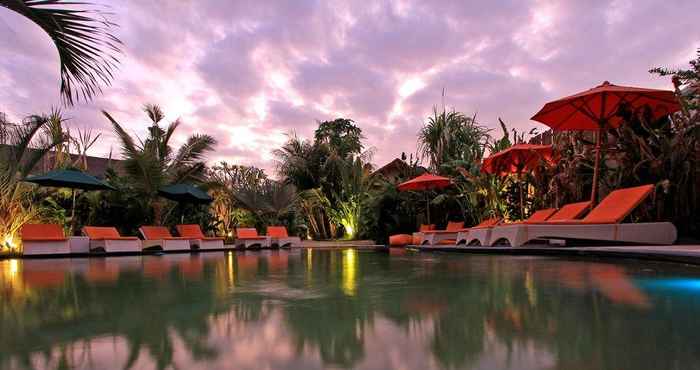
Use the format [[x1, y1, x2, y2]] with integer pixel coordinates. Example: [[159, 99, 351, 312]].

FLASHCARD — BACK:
[[481, 144, 554, 219], [398, 173, 451, 223], [531, 81, 680, 205]]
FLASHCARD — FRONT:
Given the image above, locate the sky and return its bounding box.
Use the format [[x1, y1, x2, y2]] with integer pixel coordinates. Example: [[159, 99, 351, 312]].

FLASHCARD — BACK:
[[1, 0, 698, 176]]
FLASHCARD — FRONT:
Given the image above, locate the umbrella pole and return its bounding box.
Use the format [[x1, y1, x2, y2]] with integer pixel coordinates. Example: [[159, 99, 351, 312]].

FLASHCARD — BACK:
[[70, 188, 76, 236], [518, 173, 525, 221], [591, 129, 602, 206], [425, 193, 430, 224]]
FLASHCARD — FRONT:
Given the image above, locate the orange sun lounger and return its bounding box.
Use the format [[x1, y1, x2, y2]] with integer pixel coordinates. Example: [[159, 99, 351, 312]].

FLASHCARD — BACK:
[[176, 224, 225, 250], [82, 226, 142, 253], [21, 223, 70, 256], [388, 224, 435, 247], [421, 218, 500, 246], [266, 226, 301, 248], [464, 201, 592, 246], [487, 184, 676, 247], [234, 228, 271, 249], [139, 226, 193, 251]]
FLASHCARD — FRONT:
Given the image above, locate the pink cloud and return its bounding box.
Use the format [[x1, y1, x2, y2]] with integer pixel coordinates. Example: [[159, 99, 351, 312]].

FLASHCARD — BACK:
[[1, 0, 697, 175]]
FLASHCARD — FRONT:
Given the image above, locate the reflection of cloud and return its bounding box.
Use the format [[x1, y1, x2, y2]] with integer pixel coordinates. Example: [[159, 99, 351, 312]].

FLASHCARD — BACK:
[[2, 0, 697, 173]]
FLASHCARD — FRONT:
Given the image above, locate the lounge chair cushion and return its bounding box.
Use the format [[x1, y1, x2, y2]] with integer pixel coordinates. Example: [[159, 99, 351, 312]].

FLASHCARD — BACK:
[[545, 185, 655, 225], [21, 224, 66, 241], [446, 221, 464, 231], [237, 228, 267, 239], [419, 224, 436, 232], [83, 226, 139, 240], [474, 218, 501, 228], [581, 184, 654, 224], [548, 201, 592, 221], [267, 226, 289, 238], [525, 208, 557, 222], [176, 224, 224, 240], [140, 226, 190, 240], [389, 234, 412, 246]]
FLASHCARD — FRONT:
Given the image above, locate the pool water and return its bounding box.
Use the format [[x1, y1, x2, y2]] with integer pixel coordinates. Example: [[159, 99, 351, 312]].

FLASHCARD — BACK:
[[1, 249, 700, 370]]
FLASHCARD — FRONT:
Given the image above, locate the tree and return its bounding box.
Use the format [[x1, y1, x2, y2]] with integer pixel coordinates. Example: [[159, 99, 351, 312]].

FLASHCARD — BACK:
[[0, 0, 122, 105], [314, 118, 363, 158], [102, 104, 216, 224], [0, 113, 66, 252], [418, 107, 489, 173]]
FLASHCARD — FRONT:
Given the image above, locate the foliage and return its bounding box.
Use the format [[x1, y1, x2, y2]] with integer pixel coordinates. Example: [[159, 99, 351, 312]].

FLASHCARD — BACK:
[[0, 0, 122, 105], [102, 104, 216, 225], [208, 162, 302, 238], [0, 113, 66, 252], [274, 119, 371, 240], [418, 107, 489, 173]]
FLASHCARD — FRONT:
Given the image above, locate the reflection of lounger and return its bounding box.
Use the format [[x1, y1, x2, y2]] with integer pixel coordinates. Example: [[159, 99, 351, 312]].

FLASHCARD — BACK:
[[21, 224, 70, 256], [488, 184, 676, 247], [235, 228, 270, 249], [266, 226, 301, 248], [465, 202, 591, 246], [176, 224, 225, 250], [82, 226, 142, 253], [139, 226, 192, 251]]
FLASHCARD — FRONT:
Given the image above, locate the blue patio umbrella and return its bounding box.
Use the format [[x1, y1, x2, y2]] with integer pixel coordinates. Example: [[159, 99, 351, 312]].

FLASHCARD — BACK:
[[159, 183, 213, 223], [158, 183, 213, 204], [24, 169, 116, 233]]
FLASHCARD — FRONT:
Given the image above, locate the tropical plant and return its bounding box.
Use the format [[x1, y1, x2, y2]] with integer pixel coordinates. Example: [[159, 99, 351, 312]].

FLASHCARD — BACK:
[[326, 157, 373, 239], [418, 107, 489, 173], [102, 104, 216, 224], [0, 114, 66, 252], [274, 119, 370, 239], [0, 0, 122, 105]]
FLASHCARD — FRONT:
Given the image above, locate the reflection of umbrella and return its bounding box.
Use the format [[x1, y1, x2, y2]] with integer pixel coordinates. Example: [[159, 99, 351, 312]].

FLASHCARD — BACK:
[[398, 173, 451, 223], [24, 169, 115, 234], [481, 144, 554, 219], [159, 183, 212, 223], [531, 81, 680, 205], [158, 183, 213, 204]]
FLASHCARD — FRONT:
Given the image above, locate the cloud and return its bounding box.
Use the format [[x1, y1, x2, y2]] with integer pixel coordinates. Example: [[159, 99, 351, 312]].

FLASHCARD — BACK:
[[0, 0, 697, 175]]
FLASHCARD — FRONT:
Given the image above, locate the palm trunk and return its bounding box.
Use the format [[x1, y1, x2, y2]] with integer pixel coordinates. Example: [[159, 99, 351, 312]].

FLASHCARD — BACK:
[[153, 199, 163, 225]]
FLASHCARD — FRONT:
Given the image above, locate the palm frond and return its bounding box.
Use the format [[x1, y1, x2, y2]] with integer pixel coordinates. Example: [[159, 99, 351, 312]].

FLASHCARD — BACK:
[[1, 0, 122, 105], [172, 134, 216, 168]]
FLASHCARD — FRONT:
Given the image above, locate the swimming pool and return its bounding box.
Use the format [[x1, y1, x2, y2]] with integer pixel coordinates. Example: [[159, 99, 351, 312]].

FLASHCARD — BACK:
[[1, 249, 699, 369]]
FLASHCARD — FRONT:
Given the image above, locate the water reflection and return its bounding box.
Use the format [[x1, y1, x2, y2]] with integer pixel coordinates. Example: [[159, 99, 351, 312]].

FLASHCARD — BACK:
[[1, 252, 700, 370]]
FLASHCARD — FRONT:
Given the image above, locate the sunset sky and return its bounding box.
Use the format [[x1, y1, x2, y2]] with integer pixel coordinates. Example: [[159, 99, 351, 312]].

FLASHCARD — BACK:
[[1, 1, 698, 175]]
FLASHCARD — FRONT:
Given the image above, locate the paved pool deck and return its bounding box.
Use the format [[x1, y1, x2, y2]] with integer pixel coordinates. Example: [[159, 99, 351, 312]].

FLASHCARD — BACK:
[[406, 244, 700, 265]]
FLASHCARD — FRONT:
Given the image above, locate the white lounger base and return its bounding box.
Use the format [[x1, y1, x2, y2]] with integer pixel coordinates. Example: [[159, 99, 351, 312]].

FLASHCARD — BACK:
[[272, 237, 301, 248], [235, 238, 271, 249], [90, 239, 142, 253], [142, 239, 191, 251], [488, 222, 677, 247], [191, 239, 225, 250], [421, 232, 459, 246], [23, 240, 71, 255], [456, 228, 493, 246]]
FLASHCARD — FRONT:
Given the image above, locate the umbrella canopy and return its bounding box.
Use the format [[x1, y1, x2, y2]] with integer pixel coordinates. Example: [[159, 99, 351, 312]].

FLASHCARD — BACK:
[[24, 169, 115, 191], [397, 173, 451, 192], [398, 173, 451, 224], [481, 144, 554, 176], [531, 81, 680, 130], [531, 81, 680, 204], [159, 183, 213, 204]]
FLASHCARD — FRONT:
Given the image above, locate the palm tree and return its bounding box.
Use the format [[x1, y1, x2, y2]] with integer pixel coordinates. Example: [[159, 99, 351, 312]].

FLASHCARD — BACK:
[[1, 0, 122, 105], [102, 104, 216, 224], [0, 114, 67, 251], [418, 107, 489, 172]]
